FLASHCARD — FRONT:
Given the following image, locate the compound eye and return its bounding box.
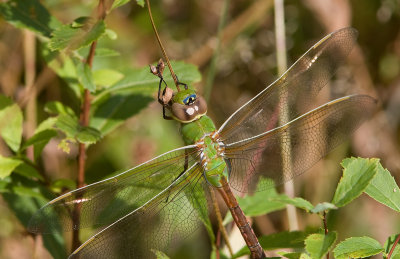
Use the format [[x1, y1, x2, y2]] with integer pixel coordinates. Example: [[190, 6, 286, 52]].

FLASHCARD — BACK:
[[183, 94, 196, 105]]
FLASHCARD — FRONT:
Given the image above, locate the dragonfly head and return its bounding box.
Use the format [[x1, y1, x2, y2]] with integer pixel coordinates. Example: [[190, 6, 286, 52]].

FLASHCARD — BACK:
[[170, 89, 207, 123]]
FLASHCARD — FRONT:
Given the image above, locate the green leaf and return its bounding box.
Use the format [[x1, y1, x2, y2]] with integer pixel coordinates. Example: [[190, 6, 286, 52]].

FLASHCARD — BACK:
[[95, 48, 120, 57], [277, 252, 311, 259], [365, 162, 400, 212], [76, 126, 102, 144], [93, 61, 202, 103], [111, 0, 132, 10], [304, 232, 337, 259], [232, 230, 315, 258], [271, 196, 314, 212], [333, 236, 384, 259], [0, 96, 23, 152], [77, 62, 96, 92], [93, 69, 124, 88], [310, 202, 337, 214], [0, 0, 61, 37], [332, 158, 378, 207], [50, 178, 76, 193], [22, 129, 57, 161], [384, 234, 400, 259], [0, 156, 22, 178], [13, 162, 43, 181], [44, 101, 76, 116], [224, 179, 286, 224], [151, 249, 170, 259], [55, 114, 101, 145], [91, 94, 153, 136], [105, 29, 117, 40], [49, 19, 106, 51]]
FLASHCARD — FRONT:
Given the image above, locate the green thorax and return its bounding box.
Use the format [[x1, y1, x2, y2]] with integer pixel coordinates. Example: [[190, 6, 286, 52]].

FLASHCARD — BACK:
[[180, 115, 216, 145], [180, 115, 229, 187]]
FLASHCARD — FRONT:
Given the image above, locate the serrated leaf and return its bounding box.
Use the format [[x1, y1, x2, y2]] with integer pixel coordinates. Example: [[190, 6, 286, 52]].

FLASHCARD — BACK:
[[75, 126, 102, 144], [365, 162, 400, 212], [310, 202, 337, 214], [91, 94, 153, 136], [44, 101, 76, 116], [93, 69, 124, 87], [35, 117, 58, 133], [0, 156, 22, 178], [0, 96, 23, 152], [14, 162, 43, 181], [95, 48, 120, 57], [55, 114, 101, 145], [384, 234, 400, 259], [77, 62, 96, 92], [333, 236, 384, 259], [305, 232, 337, 259], [232, 230, 315, 258], [93, 61, 202, 103], [49, 19, 105, 51], [332, 158, 378, 207], [0, 0, 61, 37]]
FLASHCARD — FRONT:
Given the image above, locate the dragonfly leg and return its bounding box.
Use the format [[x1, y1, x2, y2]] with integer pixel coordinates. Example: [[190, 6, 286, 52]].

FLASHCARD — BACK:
[[175, 75, 188, 90]]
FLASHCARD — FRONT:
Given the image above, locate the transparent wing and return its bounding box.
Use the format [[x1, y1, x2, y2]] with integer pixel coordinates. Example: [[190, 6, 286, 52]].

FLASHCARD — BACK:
[[218, 27, 359, 144], [69, 165, 209, 259], [28, 145, 199, 234], [224, 95, 376, 193]]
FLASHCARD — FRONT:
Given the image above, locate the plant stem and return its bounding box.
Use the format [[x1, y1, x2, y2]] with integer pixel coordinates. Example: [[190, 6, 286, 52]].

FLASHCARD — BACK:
[[388, 234, 400, 259], [274, 0, 299, 231], [323, 211, 329, 259], [72, 0, 105, 251], [203, 0, 230, 102]]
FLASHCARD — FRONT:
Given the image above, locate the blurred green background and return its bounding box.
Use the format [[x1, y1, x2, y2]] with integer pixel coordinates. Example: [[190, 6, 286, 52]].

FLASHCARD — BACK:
[[0, 0, 400, 258]]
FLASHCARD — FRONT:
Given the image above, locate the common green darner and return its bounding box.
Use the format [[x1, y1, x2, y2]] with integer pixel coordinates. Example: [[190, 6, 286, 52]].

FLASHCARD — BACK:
[[28, 27, 376, 259]]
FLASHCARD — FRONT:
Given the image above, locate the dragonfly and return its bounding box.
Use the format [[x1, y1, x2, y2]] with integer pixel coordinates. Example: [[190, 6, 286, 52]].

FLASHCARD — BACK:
[[29, 27, 376, 259]]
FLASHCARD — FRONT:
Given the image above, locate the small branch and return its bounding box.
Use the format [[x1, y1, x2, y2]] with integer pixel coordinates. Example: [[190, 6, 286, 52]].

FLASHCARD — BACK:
[[387, 234, 400, 259], [72, 0, 105, 251], [23, 30, 36, 161], [322, 211, 329, 259]]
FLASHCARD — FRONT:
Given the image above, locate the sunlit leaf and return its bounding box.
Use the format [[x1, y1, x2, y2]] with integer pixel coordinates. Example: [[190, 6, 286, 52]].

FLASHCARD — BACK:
[[111, 0, 132, 10], [310, 202, 337, 214], [76, 126, 102, 144], [95, 48, 120, 57], [0, 96, 23, 152], [271, 196, 314, 212], [49, 18, 105, 51], [333, 236, 383, 259], [93, 69, 124, 88], [304, 232, 337, 259], [332, 158, 378, 207], [0, 156, 22, 179], [55, 114, 101, 145], [22, 129, 57, 161], [0, 0, 61, 37], [45, 101, 76, 116], [365, 161, 400, 212], [93, 61, 202, 103]]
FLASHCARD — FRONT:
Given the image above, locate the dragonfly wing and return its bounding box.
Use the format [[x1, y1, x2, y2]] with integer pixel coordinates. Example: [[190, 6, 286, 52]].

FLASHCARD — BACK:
[[218, 27, 359, 144], [69, 165, 209, 259], [224, 95, 376, 193], [28, 145, 199, 234]]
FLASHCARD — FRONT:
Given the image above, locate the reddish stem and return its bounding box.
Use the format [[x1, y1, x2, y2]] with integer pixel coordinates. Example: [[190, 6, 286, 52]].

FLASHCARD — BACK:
[[72, 1, 103, 250], [388, 234, 400, 259], [323, 211, 330, 259]]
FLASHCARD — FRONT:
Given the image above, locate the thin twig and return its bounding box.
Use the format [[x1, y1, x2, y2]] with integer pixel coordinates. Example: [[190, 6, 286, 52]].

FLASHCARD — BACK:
[[387, 234, 400, 259], [203, 0, 230, 102], [72, 0, 105, 251], [323, 211, 329, 259], [145, 0, 180, 90], [210, 186, 234, 257], [274, 0, 299, 231], [23, 30, 36, 161]]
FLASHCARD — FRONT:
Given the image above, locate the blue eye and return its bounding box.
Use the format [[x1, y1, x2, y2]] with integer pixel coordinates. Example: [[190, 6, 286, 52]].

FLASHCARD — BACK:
[[183, 94, 196, 105]]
